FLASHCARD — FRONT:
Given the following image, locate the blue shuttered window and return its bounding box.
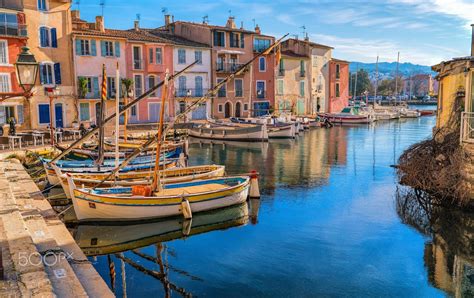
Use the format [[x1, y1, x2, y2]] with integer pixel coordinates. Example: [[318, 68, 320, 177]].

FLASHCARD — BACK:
[[54, 63, 61, 85], [194, 50, 202, 64], [178, 49, 186, 64], [37, 0, 47, 11], [92, 77, 99, 98], [195, 76, 203, 97], [39, 27, 49, 47], [79, 103, 90, 121], [51, 28, 57, 48], [114, 41, 120, 57], [39, 64, 53, 85], [38, 104, 50, 124], [17, 105, 23, 124], [90, 40, 97, 56]]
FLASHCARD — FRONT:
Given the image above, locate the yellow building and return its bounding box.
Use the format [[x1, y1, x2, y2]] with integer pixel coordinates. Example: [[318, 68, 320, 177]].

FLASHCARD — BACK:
[[24, 0, 75, 130]]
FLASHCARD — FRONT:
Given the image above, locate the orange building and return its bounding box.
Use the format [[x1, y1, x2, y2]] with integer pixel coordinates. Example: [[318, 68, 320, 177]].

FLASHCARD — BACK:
[[328, 58, 350, 113]]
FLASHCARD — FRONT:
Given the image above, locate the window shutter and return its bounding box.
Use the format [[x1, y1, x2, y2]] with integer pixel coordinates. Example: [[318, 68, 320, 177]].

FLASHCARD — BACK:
[[91, 40, 97, 56], [39, 64, 45, 84], [51, 28, 57, 48], [75, 39, 81, 55], [149, 48, 153, 64], [100, 41, 106, 57], [39, 27, 46, 47], [92, 77, 99, 98], [0, 106, 5, 124], [114, 41, 120, 57], [229, 32, 234, 47], [54, 63, 61, 85], [240, 33, 244, 48], [220, 33, 225, 46], [213, 31, 218, 46], [17, 105, 24, 124]]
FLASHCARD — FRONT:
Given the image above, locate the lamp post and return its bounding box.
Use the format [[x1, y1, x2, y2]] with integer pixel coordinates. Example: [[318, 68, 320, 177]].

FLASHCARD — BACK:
[[46, 87, 59, 146]]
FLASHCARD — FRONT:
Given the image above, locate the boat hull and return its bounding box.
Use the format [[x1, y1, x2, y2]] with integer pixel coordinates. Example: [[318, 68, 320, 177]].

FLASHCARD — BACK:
[[188, 124, 268, 142], [70, 177, 250, 221], [319, 113, 373, 124], [268, 125, 295, 139]]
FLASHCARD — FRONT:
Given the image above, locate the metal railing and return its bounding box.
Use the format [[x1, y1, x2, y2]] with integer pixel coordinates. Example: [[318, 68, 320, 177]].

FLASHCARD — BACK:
[[216, 62, 244, 73], [175, 88, 208, 97], [460, 112, 474, 143], [300, 70, 306, 77], [278, 69, 285, 76]]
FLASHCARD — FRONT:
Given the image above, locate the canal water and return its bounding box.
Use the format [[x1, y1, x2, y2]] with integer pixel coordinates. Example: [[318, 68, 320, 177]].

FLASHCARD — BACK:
[[72, 113, 473, 297]]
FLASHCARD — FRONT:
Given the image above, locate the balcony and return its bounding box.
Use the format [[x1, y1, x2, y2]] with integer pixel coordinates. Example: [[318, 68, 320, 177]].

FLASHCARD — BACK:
[[216, 62, 244, 73], [0, 23, 27, 37], [0, 0, 23, 10], [133, 59, 144, 70], [256, 90, 266, 99], [460, 112, 474, 143], [175, 88, 208, 98]]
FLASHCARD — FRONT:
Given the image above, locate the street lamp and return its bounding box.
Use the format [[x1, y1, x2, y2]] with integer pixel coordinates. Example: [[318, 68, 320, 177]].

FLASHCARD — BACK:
[[15, 47, 39, 95]]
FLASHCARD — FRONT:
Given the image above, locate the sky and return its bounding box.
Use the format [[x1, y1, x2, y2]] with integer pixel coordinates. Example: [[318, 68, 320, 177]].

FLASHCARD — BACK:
[[76, 0, 474, 66]]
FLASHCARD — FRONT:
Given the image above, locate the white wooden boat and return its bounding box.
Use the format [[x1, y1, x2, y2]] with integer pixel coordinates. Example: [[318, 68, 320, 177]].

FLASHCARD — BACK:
[[66, 175, 250, 221], [188, 122, 268, 142], [73, 203, 249, 256], [267, 124, 296, 138], [400, 108, 421, 118], [319, 107, 375, 125], [53, 164, 226, 199]]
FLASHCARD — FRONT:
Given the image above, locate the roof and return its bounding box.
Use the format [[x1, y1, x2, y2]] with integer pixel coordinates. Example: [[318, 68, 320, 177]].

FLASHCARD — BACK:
[[281, 50, 309, 59], [169, 21, 257, 34], [143, 28, 210, 48], [331, 58, 350, 64], [287, 38, 333, 50]]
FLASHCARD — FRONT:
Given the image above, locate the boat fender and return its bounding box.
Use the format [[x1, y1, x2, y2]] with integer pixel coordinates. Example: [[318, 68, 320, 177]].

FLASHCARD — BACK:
[[249, 170, 261, 199], [181, 197, 192, 219], [132, 185, 152, 196], [182, 218, 192, 236]]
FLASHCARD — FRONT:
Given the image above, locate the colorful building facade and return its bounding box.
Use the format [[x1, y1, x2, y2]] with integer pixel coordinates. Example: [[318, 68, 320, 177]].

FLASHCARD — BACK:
[[0, 2, 28, 133], [252, 31, 275, 116], [328, 58, 350, 113]]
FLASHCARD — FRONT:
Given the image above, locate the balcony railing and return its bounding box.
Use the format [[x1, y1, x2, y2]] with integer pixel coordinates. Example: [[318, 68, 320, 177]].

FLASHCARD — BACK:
[[460, 112, 474, 143], [0, 23, 27, 37], [133, 59, 144, 70], [216, 62, 244, 73], [256, 90, 266, 99], [175, 88, 208, 97]]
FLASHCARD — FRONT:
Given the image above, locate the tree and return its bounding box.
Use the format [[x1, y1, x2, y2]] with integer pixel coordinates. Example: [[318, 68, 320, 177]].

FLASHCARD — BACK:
[[349, 69, 372, 97]]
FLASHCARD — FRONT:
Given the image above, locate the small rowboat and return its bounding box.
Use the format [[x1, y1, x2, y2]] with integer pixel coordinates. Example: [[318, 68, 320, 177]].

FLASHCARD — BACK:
[[188, 122, 268, 142], [319, 107, 375, 125], [66, 175, 250, 221], [267, 124, 296, 139], [53, 164, 226, 199]]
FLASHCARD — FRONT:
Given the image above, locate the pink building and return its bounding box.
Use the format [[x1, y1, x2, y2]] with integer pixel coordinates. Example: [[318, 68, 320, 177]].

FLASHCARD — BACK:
[[252, 30, 276, 116], [328, 58, 350, 113]]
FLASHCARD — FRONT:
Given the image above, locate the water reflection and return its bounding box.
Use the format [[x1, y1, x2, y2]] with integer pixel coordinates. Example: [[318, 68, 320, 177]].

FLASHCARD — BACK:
[[72, 202, 253, 297], [396, 188, 474, 297]]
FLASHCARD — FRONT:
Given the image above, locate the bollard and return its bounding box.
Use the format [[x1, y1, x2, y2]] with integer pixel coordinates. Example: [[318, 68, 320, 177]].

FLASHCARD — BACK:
[[248, 170, 260, 199]]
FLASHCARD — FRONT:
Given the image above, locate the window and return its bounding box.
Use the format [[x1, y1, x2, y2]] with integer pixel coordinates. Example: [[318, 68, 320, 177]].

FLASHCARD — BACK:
[[235, 79, 243, 97], [336, 83, 340, 97], [0, 13, 22, 37], [149, 48, 154, 64], [38, 104, 50, 124], [229, 32, 240, 48], [84, 77, 93, 93], [134, 75, 143, 97], [195, 50, 202, 65], [195, 76, 203, 97], [38, 0, 47, 11], [300, 60, 305, 77], [279, 59, 284, 75], [218, 104, 223, 113], [0, 73, 10, 92], [102, 41, 114, 57], [253, 38, 271, 52], [213, 31, 225, 47], [131, 105, 137, 116], [155, 48, 162, 64], [0, 41, 8, 64], [217, 78, 226, 97], [256, 81, 265, 99], [312, 55, 318, 67], [39, 27, 57, 48], [40, 63, 53, 85], [259, 57, 266, 72], [244, 103, 248, 111], [177, 76, 186, 97], [178, 49, 186, 64], [277, 79, 283, 95], [80, 39, 91, 55], [107, 77, 116, 98], [336, 64, 340, 79], [133, 46, 142, 69], [79, 103, 90, 121], [300, 81, 305, 96]]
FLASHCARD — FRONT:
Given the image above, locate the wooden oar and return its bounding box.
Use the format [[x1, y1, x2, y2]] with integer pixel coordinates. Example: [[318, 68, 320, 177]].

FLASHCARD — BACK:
[[48, 61, 198, 164]]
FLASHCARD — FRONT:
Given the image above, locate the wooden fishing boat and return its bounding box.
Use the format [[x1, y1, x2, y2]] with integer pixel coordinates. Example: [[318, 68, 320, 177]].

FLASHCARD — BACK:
[[400, 108, 421, 118], [54, 164, 226, 199], [188, 122, 268, 142], [267, 123, 296, 139], [73, 202, 249, 256], [66, 175, 250, 221], [319, 107, 375, 125]]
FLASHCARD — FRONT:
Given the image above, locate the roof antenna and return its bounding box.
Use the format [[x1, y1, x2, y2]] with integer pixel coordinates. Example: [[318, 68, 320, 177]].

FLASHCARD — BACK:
[[136, 13, 141, 21], [252, 18, 256, 28], [161, 7, 168, 15], [228, 10, 232, 17], [75, 0, 80, 11], [100, 0, 105, 17], [202, 15, 209, 24], [300, 25, 306, 38], [292, 34, 298, 40]]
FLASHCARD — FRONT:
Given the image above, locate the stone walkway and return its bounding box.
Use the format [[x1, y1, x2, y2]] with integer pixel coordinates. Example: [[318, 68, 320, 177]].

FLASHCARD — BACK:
[[0, 160, 113, 297]]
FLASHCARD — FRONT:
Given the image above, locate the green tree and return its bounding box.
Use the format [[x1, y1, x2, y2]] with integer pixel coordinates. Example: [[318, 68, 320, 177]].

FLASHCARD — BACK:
[[349, 69, 372, 97]]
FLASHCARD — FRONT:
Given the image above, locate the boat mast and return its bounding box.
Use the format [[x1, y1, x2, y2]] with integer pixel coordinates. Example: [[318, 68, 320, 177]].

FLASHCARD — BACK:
[[114, 62, 120, 171], [395, 51, 400, 104], [374, 55, 379, 107], [96, 64, 107, 169], [151, 71, 169, 192], [354, 63, 358, 104]]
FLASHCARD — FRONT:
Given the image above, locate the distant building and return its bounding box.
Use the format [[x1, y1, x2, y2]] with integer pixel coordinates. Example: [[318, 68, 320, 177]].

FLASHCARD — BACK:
[[402, 74, 438, 98], [328, 58, 350, 113], [0, 2, 28, 131]]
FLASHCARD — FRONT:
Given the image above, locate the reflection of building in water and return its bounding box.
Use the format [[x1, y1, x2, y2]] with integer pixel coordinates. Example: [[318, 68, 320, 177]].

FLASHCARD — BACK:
[[326, 127, 347, 165], [396, 189, 473, 297]]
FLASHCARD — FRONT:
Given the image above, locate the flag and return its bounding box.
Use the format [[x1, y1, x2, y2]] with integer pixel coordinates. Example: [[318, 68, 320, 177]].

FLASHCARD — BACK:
[[101, 64, 107, 101], [275, 44, 281, 67]]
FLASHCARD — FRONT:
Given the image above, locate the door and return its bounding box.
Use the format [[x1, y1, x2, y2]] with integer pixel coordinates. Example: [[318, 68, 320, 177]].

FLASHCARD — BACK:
[[54, 103, 63, 128], [235, 102, 241, 117], [95, 102, 101, 125], [149, 103, 161, 122], [224, 102, 231, 118], [191, 103, 207, 120], [195, 76, 203, 97]]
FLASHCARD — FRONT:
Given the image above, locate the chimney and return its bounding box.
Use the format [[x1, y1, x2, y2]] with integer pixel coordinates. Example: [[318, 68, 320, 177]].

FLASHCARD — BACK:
[[226, 16, 236, 29], [255, 24, 261, 34], [95, 16, 104, 32], [240, 21, 244, 30], [71, 10, 80, 20], [134, 20, 140, 31], [471, 24, 474, 57], [165, 14, 171, 27]]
